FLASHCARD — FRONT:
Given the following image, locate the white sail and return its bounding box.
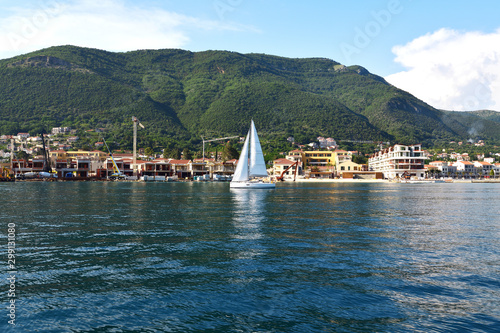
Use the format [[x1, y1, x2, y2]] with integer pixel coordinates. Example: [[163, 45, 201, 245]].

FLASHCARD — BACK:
[[230, 120, 275, 189], [249, 120, 268, 177], [232, 130, 250, 182]]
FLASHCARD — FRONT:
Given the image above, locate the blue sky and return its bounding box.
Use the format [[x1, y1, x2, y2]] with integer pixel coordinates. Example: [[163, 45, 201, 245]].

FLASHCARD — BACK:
[[1, 0, 500, 111]]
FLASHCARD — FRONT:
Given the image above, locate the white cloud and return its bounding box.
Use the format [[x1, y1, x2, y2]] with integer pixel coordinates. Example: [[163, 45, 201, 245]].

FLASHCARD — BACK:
[[385, 28, 500, 111], [0, 0, 253, 59]]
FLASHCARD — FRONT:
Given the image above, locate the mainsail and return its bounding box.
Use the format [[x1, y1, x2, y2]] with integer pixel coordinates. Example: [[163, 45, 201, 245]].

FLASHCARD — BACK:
[[249, 120, 268, 177]]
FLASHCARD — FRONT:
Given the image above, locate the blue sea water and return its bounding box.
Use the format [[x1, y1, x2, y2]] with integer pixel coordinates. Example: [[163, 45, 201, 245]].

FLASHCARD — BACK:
[[1, 181, 499, 332]]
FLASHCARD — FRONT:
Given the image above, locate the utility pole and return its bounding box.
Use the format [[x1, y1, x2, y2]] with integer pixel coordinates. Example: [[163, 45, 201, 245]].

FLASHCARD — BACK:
[[132, 116, 145, 177]]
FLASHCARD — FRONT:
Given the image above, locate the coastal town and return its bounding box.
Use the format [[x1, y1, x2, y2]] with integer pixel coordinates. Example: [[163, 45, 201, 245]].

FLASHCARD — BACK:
[[1, 127, 500, 182]]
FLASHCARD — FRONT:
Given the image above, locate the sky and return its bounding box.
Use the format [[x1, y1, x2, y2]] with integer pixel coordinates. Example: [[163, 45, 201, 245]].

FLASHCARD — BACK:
[[1, 0, 500, 112]]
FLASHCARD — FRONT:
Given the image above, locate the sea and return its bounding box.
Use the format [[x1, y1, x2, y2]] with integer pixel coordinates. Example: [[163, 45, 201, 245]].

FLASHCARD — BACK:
[[1, 181, 499, 332]]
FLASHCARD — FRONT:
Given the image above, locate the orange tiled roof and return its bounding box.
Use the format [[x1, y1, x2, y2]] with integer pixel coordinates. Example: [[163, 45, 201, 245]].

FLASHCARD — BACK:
[[274, 158, 294, 165], [169, 159, 190, 164]]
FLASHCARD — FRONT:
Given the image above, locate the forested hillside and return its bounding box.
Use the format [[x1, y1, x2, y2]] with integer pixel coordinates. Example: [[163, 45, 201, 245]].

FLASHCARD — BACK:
[[1, 45, 500, 151]]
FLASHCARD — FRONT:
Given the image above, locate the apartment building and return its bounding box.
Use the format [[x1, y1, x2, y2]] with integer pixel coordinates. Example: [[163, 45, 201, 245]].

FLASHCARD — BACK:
[[368, 144, 426, 179], [452, 160, 476, 175]]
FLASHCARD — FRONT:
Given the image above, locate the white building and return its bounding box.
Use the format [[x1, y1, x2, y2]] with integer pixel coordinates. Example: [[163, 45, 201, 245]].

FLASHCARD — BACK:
[[452, 160, 476, 176], [368, 144, 426, 179], [318, 137, 337, 149], [494, 163, 500, 177], [429, 161, 457, 176], [52, 127, 71, 135], [473, 161, 494, 176]]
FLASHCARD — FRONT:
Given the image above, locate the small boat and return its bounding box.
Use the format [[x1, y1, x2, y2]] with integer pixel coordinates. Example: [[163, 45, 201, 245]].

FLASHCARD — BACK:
[[230, 120, 275, 189]]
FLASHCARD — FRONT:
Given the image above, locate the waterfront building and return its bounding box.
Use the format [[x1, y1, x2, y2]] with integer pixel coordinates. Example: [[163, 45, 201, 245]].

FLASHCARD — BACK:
[[452, 160, 476, 176], [273, 158, 302, 179], [302, 150, 336, 167], [473, 161, 494, 176], [285, 150, 303, 164], [190, 159, 210, 178], [104, 157, 133, 177], [169, 159, 191, 179], [429, 161, 457, 177], [141, 159, 172, 178], [368, 144, 426, 179], [10, 159, 31, 175], [49, 150, 108, 162], [55, 158, 93, 178], [334, 149, 351, 164], [205, 159, 237, 179], [494, 163, 500, 177], [336, 160, 365, 173]]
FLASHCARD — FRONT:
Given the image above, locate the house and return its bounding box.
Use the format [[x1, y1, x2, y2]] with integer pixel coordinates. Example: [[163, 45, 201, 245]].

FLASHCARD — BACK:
[[56, 157, 100, 178], [307, 142, 319, 149], [304, 166, 331, 179], [17, 133, 30, 140], [169, 159, 191, 179], [273, 158, 301, 179], [206, 159, 237, 179], [31, 157, 49, 172], [141, 159, 172, 178], [27, 136, 42, 142], [286, 150, 304, 163], [51, 127, 71, 135], [484, 157, 495, 164], [337, 160, 365, 173], [10, 159, 31, 175], [317, 137, 337, 149], [190, 159, 209, 178], [103, 157, 133, 177], [334, 149, 351, 164]]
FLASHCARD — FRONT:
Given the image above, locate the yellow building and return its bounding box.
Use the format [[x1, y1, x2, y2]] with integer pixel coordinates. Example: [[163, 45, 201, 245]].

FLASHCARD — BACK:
[[302, 150, 336, 167], [49, 149, 108, 161]]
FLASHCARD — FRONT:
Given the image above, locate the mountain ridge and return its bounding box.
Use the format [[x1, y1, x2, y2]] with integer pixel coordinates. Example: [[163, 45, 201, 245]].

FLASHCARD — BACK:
[[1, 45, 499, 150]]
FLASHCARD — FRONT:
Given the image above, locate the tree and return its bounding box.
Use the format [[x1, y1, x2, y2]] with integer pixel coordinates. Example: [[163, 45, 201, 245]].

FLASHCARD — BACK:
[[15, 150, 30, 161], [168, 148, 181, 160], [144, 147, 154, 159], [352, 154, 367, 165], [182, 148, 193, 160], [221, 143, 239, 161]]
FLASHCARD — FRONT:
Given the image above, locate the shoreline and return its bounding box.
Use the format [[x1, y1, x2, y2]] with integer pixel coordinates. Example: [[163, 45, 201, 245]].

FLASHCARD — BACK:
[[7, 178, 500, 184]]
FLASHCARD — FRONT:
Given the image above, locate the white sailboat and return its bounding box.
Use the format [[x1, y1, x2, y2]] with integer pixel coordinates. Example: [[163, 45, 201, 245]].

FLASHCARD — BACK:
[[230, 120, 276, 189]]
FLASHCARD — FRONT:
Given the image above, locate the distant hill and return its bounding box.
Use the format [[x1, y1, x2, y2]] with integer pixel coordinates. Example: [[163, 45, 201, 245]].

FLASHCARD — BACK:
[[470, 110, 500, 123], [1, 45, 500, 150]]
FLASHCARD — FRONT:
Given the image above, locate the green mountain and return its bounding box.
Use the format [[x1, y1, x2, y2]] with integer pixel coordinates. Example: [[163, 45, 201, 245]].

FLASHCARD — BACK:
[[1, 45, 500, 150]]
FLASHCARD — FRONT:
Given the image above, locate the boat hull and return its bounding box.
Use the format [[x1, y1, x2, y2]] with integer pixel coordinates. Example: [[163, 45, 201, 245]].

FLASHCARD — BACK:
[[230, 181, 275, 189]]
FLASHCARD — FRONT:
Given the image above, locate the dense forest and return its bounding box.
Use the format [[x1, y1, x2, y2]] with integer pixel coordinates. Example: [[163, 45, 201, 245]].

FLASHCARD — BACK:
[[1, 45, 500, 154]]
